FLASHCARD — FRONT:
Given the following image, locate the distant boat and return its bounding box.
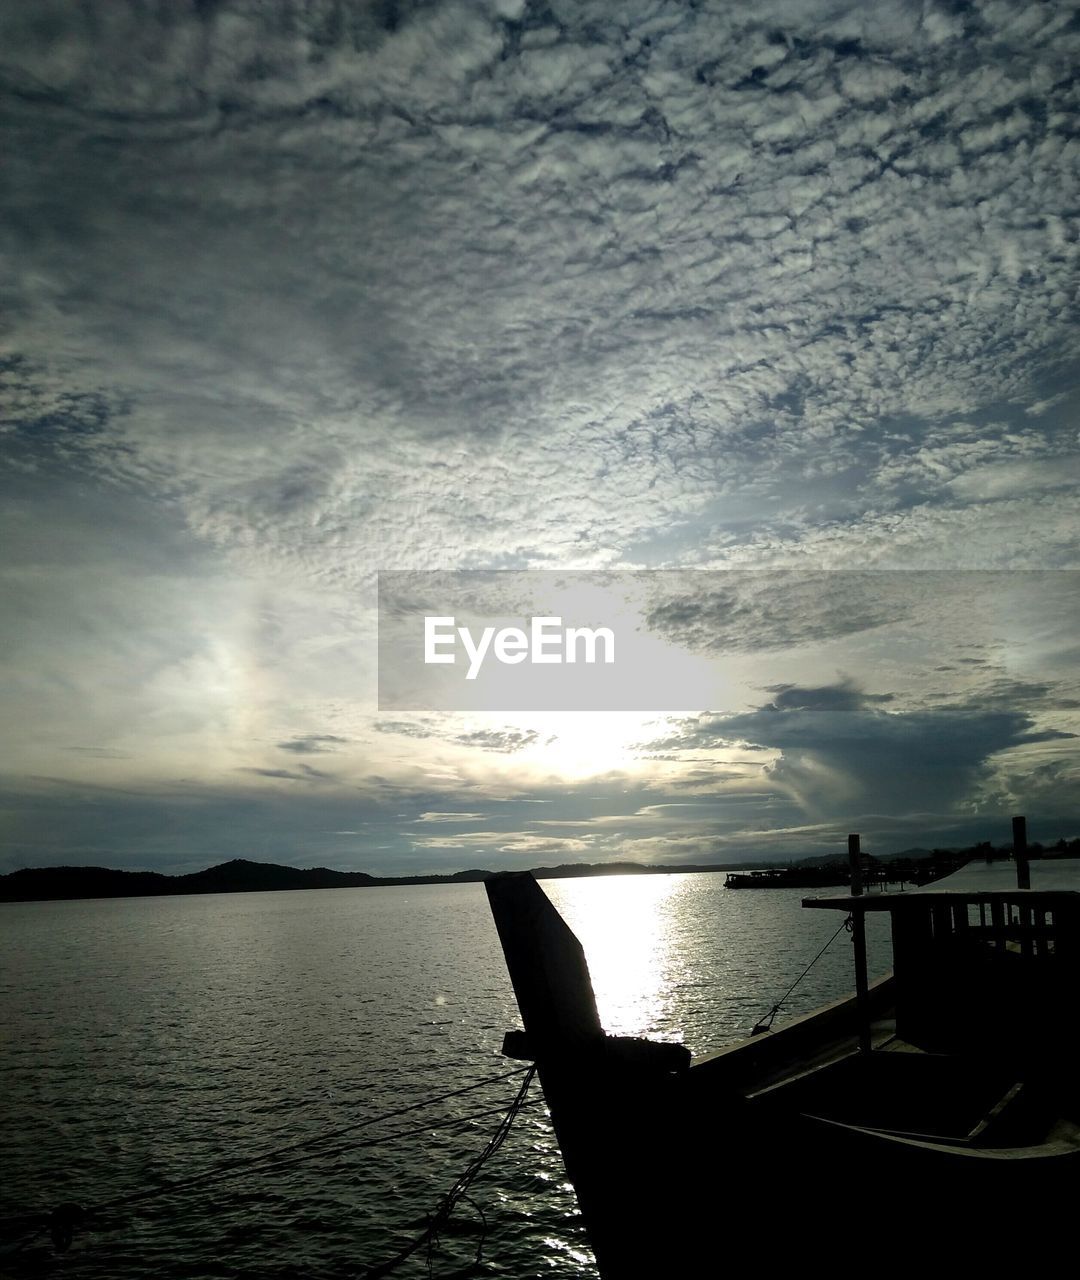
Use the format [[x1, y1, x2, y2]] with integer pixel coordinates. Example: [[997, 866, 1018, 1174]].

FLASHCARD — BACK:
[[723, 853, 966, 889], [723, 865, 853, 888], [485, 826, 1079, 1275]]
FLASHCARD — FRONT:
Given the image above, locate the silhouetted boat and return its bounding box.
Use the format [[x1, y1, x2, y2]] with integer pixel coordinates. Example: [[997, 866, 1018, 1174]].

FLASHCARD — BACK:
[[724, 865, 851, 888], [723, 853, 967, 889], [485, 824, 1079, 1276]]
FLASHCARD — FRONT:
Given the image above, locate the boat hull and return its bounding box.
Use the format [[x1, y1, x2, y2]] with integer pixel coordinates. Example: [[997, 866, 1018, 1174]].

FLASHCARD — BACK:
[[486, 872, 1079, 1276]]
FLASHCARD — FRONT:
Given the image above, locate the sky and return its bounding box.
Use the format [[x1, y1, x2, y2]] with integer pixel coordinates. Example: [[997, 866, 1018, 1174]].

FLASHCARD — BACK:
[[1, 0, 1078, 875]]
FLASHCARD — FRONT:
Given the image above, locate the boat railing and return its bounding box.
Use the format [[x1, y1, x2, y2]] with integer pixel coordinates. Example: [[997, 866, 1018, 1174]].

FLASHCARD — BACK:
[[913, 893, 1072, 960], [890, 890, 1079, 1053]]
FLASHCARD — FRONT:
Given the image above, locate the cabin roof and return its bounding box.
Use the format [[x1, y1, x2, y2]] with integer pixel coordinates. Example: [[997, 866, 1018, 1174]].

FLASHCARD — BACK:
[[803, 855, 1080, 910]]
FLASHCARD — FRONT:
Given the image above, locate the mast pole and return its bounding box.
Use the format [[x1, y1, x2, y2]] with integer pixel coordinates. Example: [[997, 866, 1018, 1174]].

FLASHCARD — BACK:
[[848, 833, 871, 1053], [1012, 815, 1030, 890]]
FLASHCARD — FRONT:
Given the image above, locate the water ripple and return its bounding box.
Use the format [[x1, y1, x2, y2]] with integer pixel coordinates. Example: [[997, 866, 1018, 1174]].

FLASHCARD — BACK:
[[1, 878, 889, 1278]]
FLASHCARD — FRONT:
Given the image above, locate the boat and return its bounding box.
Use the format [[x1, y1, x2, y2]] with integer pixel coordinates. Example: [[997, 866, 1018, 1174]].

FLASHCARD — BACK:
[[723, 865, 853, 888], [723, 851, 968, 889], [485, 819, 1080, 1276]]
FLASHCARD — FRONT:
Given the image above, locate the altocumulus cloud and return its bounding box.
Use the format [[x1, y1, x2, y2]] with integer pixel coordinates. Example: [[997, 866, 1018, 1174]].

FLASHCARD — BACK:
[[3, 0, 1078, 578], [1, 1, 1079, 871]]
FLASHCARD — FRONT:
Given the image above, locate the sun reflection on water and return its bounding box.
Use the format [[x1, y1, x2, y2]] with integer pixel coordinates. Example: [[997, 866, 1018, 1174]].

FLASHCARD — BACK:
[[545, 874, 688, 1039]]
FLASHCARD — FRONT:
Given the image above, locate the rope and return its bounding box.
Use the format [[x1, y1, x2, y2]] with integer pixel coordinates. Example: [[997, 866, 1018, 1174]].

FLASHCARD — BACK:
[[0, 1065, 533, 1253], [751, 913, 853, 1035], [138, 1097, 542, 1188], [362, 1064, 537, 1278]]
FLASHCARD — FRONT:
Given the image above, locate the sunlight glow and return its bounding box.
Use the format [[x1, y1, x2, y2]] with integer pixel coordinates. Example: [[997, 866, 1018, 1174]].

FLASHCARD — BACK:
[[492, 710, 667, 779], [546, 874, 689, 1038]]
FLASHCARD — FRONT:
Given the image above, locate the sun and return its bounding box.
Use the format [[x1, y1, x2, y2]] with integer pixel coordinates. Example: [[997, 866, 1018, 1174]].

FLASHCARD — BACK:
[[492, 710, 668, 780]]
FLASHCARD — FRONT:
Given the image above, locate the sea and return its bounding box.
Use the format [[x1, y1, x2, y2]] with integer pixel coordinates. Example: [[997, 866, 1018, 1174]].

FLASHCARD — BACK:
[[0, 874, 892, 1279]]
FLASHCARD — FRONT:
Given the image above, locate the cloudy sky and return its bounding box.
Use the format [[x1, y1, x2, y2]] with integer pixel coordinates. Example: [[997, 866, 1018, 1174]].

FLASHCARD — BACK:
[[2, 0, 1078, 875]]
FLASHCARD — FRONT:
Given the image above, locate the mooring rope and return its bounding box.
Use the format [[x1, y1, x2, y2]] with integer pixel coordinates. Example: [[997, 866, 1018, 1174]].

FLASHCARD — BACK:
[[751, 913, 853, 1035], [0, 1064, 535, 1256], [362, 1064, 537, 1278]]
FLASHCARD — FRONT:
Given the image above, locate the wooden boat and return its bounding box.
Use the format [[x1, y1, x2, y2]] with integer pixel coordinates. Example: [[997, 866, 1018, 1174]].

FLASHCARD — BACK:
[[723, 865, 852, 888], [485, 824, 1080, 1276]]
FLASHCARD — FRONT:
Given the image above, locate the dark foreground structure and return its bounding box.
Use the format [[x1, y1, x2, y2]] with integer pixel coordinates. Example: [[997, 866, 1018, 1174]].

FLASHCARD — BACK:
[[486, 820, 1079, 1276]]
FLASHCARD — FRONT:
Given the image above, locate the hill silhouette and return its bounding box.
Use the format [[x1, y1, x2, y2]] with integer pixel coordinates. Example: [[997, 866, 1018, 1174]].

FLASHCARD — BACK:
[[4, 838, 1076, 903], [0, 856, 729, 903]]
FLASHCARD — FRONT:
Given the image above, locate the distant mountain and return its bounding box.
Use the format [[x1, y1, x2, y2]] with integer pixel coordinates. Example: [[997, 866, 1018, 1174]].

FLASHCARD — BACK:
[[526, 861, 655, 878], [793, 847, 945, 868], [5, 839, 1075, 903], [0, 865, 174, 901], [180, 859, 377, 893], [0, 859, 377, 901], [0, 856, 730, 903]]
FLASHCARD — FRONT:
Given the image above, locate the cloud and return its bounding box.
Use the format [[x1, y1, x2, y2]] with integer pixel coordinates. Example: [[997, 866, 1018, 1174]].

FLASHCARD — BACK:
[[373, 720, 439, 740], [276, 735, 349, 754], [239, 764, 335, 783], [416, 811, 489, 823], [452, 728, 540, 753], [643, 572, 902, 653], [2, 1, 1080, 868], [761, 681, 892, 712], [372, 718, 540, 752], [2, 0, 1077, 583], [655, 679, 1078, 818], [949, 457, 1080, 503], [410, 830, 594, 858]]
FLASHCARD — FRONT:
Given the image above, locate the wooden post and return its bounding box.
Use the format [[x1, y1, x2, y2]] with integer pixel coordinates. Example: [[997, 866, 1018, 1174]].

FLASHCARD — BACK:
[[848, 833, 871, 1053], [1012, 815, 1030, 890]]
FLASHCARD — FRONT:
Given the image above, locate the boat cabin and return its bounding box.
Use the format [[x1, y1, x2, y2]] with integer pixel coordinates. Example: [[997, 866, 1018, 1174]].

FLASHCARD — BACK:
[[804, 856, 1080, 1057]]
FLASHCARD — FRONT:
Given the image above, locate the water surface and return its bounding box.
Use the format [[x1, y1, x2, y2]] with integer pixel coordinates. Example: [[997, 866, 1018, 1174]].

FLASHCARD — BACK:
[[0, 876, 890, 1277]]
